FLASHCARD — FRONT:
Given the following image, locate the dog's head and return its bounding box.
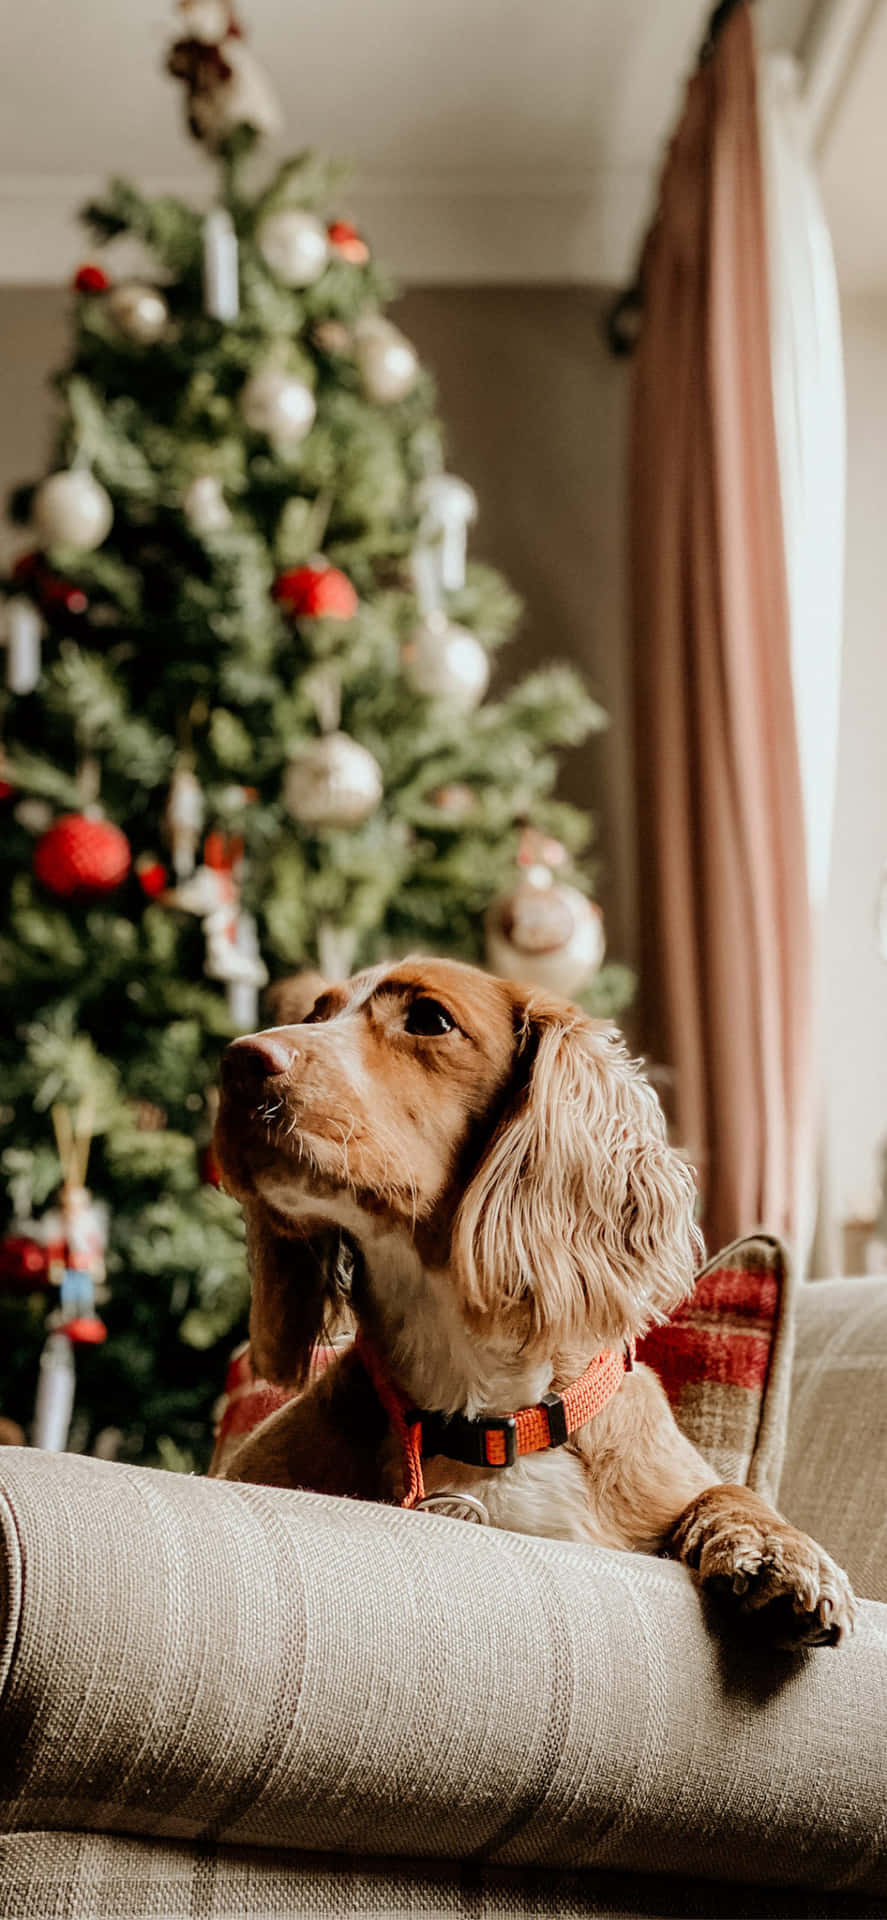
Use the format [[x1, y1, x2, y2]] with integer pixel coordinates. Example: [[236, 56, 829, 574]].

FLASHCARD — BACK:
[[214, 957, 702, 1387]]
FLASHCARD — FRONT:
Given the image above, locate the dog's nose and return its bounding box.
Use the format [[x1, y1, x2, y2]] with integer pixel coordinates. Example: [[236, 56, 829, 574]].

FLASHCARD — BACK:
[[222, 1034, 295, 1088]]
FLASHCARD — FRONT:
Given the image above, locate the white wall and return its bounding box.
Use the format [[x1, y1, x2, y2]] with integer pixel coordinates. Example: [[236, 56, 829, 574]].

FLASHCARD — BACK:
[[822, 294, 887, 1223]]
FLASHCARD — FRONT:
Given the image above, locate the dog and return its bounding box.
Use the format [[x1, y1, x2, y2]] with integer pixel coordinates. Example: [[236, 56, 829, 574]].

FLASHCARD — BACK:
[[211, 956, 856, 1650]]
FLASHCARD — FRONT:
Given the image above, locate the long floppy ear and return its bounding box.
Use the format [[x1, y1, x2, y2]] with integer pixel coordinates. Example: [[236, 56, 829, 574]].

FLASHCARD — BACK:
[[452, 998, 703, 1347], [242, 1198, 346, 1388], [262, 970, 328, 1028]]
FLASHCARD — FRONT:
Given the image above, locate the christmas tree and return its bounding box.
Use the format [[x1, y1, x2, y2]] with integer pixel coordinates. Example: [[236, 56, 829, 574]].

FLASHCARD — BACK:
[[0, 2, 630, 1468]]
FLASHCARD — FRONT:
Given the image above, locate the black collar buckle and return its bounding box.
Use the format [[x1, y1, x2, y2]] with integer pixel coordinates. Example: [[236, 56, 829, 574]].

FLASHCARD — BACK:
[[418, 1408, 518, 1470]]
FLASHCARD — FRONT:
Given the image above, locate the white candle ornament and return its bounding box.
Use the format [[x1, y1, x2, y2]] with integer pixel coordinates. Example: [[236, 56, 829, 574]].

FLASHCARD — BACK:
[[164, 767, 205, 879], [5, 596, 43, 693], [203, 207, 240, 322], [414, 473, 478, 594], [31, 1332, 75, 1451]]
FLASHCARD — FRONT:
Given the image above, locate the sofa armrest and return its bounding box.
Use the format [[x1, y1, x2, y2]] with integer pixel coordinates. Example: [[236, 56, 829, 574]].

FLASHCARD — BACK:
[[779, 1275, 887, 1602], [1, 1448, 886, 1894]]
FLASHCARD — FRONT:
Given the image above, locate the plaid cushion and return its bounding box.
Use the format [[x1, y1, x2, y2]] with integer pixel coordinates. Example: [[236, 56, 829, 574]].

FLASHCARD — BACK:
[[636, 1232, 794, 1497], [215, 1235, 795, 1498]]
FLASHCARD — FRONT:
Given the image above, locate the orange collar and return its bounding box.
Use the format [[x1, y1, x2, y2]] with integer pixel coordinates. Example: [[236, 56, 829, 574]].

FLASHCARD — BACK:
[[354, 1332, 636, 1510]]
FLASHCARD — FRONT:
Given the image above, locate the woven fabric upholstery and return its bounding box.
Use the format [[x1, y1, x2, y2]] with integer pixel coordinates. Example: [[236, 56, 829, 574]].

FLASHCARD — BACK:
[[2, 1833, 886, 1920], [779, 1275, 887, 1603], [1, 1447, 886, 1894], [636, 1233, 794, 1498]]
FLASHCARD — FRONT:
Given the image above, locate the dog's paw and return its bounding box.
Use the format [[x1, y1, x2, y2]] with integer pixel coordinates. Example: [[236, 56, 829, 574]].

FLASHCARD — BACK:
[[672, 1490, 857, 1650]]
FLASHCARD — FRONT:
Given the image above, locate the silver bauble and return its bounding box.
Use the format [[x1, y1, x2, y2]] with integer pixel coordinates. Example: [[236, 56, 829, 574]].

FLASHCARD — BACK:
[[354, 316, 419, 404], [107, 282, 169, 344], [284, 731, 383, 829], [257, 209, 329, 287], [33, 470, 113, 552], [240, 367, 316, 447], [404, 612, 489, 712], [183, 474, 232, 535], [485, 877, 605, 997]]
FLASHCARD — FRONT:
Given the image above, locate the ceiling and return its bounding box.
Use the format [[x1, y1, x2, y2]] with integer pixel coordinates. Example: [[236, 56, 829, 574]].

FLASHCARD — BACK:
[[0, 0, 879, 287]]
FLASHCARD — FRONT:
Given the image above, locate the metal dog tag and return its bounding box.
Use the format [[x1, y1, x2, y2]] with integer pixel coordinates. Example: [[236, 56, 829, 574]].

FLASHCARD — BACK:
[[415, 1491, 490, 1525]]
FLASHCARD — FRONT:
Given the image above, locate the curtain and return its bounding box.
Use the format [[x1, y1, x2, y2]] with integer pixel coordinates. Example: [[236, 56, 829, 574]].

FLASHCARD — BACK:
[[759, 52, 845, 917], [759, 50, 846, 1269], [629, 2, 812, 1255]]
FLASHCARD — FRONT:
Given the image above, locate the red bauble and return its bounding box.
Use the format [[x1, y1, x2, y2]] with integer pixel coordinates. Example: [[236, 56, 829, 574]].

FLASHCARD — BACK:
[[327, 220, 370, 266], [200, 1144, 224, 1189], [64, 1316, 107, 1345], [0, 1235, 50, 1291], [136, 852, 167, 897], [42, 576, 89, 618], [12, 551, 87, 618], [271, 564, 359, 621], [34, 814, 132, 898], [73, 263, 110, 294]]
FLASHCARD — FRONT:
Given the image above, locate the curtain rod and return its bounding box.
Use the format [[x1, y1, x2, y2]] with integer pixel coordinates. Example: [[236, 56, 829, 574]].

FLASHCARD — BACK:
[[605, 0, 751, 358]]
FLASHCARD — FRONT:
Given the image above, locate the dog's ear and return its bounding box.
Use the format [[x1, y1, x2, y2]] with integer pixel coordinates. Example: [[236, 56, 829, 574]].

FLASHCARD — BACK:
[[452, 997, 703, 1346], [262, 970, 328, 1028], [242, 1198, 344, 1388]]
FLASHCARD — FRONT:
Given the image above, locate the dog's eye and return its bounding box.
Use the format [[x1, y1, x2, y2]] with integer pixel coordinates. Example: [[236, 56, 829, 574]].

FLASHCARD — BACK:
[[404, 998, 455, 1037]]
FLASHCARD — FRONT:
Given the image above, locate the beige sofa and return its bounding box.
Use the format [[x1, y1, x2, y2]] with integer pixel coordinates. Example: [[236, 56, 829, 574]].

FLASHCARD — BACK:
[[1, 1272, 885, 1919]]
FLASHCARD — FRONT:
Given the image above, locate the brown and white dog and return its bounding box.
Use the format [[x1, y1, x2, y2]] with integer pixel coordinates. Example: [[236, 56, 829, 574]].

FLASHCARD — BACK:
[[212, 956, 856, 1650]]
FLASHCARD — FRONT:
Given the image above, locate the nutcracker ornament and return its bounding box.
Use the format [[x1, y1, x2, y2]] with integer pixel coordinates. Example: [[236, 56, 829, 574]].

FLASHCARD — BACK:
[[485, 829, 606, 998], [31, 1101, 108, 1452], [162, 829, 268, 1028]]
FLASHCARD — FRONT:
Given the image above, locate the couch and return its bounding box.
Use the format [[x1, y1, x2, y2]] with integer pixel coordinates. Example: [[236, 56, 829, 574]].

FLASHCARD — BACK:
[[1, 1270, 885, 1919]]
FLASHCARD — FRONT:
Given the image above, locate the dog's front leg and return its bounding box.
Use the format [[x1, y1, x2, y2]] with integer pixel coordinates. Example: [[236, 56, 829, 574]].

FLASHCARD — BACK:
[[670, 1484, 857, 1649]]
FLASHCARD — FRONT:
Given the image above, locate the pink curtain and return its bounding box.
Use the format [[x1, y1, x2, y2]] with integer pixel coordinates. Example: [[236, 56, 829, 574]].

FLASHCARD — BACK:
[[629, 3, 812, 1254]]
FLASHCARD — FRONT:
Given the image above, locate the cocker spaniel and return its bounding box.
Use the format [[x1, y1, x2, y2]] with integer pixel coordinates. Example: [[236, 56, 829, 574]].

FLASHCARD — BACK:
[[211, 956, 855, 1650]]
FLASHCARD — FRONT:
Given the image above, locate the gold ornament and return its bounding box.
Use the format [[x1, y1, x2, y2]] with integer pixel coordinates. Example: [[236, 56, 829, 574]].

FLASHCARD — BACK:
[[485, 869, 605, 997], [403, 612, 489, 712], [354, 316, 419, 404], [257, 209, 329, 287], [33, 470, 113, 552], [183, 474, 232, 534], [284, 731, 383, 829], [107, 282, 169, 344], [240, 367, 316, 448]]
